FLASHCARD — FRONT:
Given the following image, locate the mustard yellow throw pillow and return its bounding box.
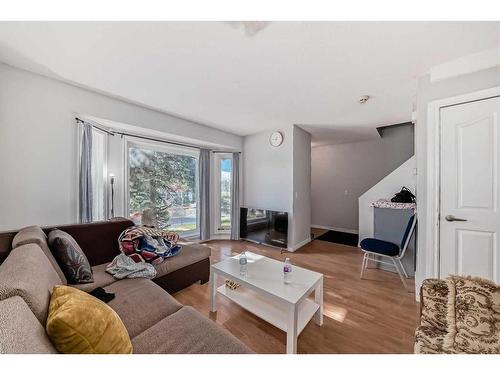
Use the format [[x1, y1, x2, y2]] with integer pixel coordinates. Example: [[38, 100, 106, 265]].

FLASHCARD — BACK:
[[46, 285, 132, 354]]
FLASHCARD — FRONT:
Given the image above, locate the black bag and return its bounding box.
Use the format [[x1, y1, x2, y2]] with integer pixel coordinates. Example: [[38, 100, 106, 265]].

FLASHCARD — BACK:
[[391, 187, 415, 203]]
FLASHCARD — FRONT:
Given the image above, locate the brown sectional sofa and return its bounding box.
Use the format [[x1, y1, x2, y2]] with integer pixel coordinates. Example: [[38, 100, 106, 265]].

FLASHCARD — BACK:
[[0, 219, 251, 354]]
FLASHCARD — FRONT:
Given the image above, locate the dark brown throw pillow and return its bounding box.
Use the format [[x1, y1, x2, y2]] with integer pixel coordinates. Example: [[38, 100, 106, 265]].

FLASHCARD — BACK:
[[48, 229, 93, 284]]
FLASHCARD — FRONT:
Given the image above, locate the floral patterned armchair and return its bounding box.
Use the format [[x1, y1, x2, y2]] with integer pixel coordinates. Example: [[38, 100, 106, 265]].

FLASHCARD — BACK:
[[414, 279, 453, 353], [415, 277, 500, 354]]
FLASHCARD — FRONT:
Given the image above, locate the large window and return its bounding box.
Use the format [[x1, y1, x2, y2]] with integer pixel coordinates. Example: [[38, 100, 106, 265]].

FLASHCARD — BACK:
[[214, 154, 232, 232], [127, 141, 198, 234]]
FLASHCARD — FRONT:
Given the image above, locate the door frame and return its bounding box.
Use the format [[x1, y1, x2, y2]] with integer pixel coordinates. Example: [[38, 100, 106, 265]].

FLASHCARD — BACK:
[[423, 86, 500, 282]]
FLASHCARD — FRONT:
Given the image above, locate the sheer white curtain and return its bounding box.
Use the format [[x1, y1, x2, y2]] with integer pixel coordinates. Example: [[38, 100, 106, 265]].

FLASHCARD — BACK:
[[90, 129, 108, 221], [199, 149, 211, 240], [78, 120, 108, 223], [230, 152, 240, 240], [79, 122, 93, 223]]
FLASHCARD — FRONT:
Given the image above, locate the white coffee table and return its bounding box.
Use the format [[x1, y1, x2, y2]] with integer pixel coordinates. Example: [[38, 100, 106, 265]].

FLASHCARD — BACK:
[[210, 252, 323, 354]]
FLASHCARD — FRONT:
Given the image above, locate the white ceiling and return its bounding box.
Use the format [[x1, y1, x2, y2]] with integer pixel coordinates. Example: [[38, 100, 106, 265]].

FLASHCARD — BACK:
[[0, 21, 499, 145]]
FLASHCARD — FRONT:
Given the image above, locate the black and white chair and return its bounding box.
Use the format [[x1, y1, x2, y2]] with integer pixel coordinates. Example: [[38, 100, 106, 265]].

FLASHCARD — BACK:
[[359, 215, 416, 289]]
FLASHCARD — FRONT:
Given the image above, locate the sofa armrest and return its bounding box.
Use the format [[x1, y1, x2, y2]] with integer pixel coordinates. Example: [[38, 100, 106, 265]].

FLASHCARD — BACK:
[[419, 278, 449, 332]]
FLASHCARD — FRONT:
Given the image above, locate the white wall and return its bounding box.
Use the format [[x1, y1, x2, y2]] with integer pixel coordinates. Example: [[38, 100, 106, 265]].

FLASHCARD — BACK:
[[242, 125, 312, 251], [311, 124, 414, 232], [415, 66, 500, 293], [358, 156, 416, 243], [243, 126, 294, 213], [292, 126, 312, 249], [0, 63, 242, 231]]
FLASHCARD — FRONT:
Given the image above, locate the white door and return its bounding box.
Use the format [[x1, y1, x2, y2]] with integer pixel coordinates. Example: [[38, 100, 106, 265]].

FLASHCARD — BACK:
[[439, 96, 500, 282]]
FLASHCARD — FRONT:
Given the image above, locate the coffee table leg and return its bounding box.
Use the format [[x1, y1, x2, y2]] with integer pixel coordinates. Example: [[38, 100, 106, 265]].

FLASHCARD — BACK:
[[286, 304, 298, 354], [314, 278, 323, 326], [210, 268, 217, 312]]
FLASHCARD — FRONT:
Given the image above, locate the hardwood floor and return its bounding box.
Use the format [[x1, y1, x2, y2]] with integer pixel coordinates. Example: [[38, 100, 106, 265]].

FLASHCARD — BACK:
[[173, 237, 420, 354]]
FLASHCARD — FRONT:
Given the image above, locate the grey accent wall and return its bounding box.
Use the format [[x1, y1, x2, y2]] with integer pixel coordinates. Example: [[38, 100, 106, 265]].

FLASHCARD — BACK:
[[311, 124, 414, 231]]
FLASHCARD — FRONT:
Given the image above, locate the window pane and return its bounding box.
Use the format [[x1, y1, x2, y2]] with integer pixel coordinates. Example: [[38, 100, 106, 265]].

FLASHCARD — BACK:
[[220, 158, 232, 229], [128, 146, 198, 232]]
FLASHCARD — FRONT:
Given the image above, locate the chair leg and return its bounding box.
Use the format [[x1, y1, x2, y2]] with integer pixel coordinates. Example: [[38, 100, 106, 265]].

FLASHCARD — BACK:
[[397, 258, 409, 278], [391, 258, 408, 290], [360, 253, 367, 279]]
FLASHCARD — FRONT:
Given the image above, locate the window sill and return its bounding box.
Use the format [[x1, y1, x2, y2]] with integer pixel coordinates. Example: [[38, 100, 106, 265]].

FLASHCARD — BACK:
[[210, 232, 231, 240], [181, 232, 200, 239]]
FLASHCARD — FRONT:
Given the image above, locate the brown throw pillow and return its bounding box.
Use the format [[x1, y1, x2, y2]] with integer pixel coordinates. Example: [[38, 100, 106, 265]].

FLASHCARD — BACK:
[[444, 275, 500, 354], [48, 229, 93, 284]]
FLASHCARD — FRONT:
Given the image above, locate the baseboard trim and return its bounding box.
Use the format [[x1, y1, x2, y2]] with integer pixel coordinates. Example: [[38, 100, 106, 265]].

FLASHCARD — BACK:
[[311, 224, 359, 234], [287, 237, 311, 252], [209, 233, 231, 240]]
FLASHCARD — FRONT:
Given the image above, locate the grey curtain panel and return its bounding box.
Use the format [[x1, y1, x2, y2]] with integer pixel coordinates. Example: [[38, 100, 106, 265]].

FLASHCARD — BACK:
[[199, 149, 211, 240], [79, 122, 93, 223], [230, 152, 240, 240]]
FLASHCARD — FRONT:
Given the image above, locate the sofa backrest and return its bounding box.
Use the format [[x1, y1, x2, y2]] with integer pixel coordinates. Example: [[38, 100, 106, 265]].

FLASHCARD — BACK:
[[12, 225, 67, 284], [0, 218, 134, 266], [0, 296, 57, 354], [0, 244, 63, 324], [42, 219, 134, 266], [0, 231, 15, 264]]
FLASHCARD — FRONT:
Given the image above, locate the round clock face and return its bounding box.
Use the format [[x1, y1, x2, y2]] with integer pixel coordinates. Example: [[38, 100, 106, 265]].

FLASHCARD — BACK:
[[269, 131, 284, 147]]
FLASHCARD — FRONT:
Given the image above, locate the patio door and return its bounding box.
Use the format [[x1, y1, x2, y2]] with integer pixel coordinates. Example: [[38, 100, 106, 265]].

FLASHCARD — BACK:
[[439, 96, 500, 282]]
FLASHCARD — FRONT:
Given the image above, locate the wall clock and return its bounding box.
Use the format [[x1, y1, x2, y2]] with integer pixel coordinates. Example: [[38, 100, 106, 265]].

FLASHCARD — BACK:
[[269, 131, 284, 147]]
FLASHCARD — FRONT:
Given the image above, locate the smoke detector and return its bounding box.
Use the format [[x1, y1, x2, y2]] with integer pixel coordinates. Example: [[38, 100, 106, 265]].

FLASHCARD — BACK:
[[358, 95, 370, 104], [225, 21, 271, 36]]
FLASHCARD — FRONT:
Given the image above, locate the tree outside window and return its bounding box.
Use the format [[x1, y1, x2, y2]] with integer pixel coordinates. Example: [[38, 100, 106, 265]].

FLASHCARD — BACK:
[[128, 146, 198, 232], [220, 158, 232, 229]]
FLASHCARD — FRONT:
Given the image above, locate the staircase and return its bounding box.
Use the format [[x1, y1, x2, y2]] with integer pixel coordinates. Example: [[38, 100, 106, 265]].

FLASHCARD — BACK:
[[358, 155, 416, 244]]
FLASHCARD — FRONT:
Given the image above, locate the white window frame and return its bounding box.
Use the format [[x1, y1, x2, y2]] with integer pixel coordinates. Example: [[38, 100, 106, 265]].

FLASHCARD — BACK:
[[213, 153, 233, 234], [124, 138, 200, 237]]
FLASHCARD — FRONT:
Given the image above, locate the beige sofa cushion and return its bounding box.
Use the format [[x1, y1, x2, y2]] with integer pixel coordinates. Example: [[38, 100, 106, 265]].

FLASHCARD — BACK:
[[154, 243, 211, 278], [132, 306, 252, 354], [0, 296, 57, 354], [106, 278, 182, 338], [72, 263, 117, 292], [12, 225, 67, 284], [0, 244, 63, 324]]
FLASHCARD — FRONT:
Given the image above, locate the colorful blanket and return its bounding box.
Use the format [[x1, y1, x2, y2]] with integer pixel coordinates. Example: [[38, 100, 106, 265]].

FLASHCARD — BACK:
[[118, 226, 182, 265]]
